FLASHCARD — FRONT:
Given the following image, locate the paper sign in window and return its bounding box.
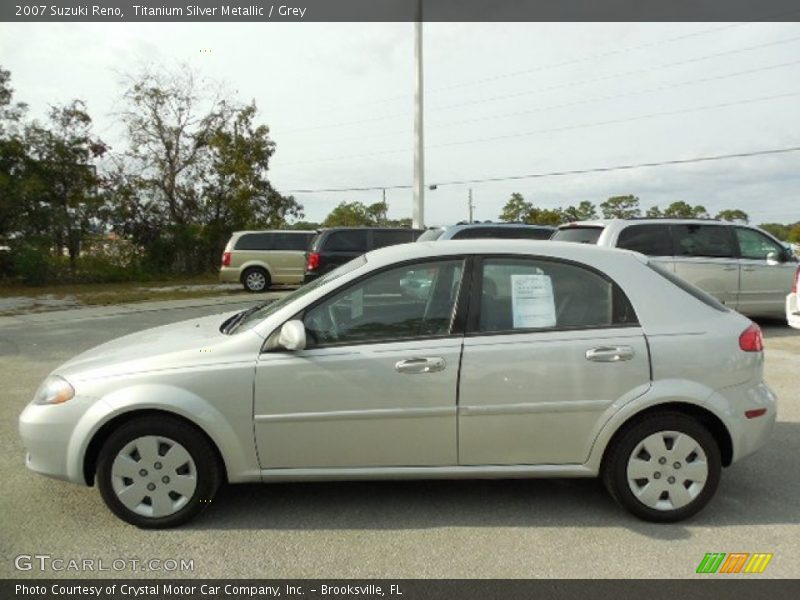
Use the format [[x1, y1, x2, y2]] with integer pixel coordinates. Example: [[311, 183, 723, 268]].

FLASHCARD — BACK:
[[511, 274, 556, 329]]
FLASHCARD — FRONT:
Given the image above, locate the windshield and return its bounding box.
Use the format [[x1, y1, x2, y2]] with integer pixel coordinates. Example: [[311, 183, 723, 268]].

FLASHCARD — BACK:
[[552, 226, 604, 244], [229, 255, 368, 333], [417, 229, 444, 242]]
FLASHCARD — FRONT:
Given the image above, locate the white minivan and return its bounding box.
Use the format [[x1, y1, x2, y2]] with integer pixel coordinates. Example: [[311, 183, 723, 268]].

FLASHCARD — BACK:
[[553, 219, 798, 318]]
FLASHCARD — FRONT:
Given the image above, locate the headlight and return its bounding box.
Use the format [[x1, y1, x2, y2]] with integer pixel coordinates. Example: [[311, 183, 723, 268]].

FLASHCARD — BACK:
[[33, 375, 75, 405]]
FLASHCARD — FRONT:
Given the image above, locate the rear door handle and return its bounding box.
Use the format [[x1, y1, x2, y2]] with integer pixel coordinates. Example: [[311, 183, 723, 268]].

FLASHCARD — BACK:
[[395, 357, 446, 374], [722, 266, 738, 271], [585, 346, 634, 362]]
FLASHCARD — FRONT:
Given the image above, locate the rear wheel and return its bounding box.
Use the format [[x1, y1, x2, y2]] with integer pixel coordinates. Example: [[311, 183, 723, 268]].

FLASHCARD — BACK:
[[242, 267, 270, 292], [97, 416, 222, 528], [603, 413, 721, 522]]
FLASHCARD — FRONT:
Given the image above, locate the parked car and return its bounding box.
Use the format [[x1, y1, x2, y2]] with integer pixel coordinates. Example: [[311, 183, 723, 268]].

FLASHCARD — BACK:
[[304, 227, 423, 282], [787, 264, 800, 329], [552, 219, 798, 317], [418, 222, 555, 242], [20, 240, 775, 527], [220, 230, 317, 292]]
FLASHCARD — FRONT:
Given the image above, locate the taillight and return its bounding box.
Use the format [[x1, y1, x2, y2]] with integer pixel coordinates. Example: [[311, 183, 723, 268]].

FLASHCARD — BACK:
[[739, 323, 763, 352], [792, 265, 800, 294], [307, 252, 320, 271], [221, 251, 231, 267]]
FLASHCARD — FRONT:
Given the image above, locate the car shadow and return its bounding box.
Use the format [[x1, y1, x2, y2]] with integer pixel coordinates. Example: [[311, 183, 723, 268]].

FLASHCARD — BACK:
[[754, 317, 798, 338], [187, 421, 799, 538]]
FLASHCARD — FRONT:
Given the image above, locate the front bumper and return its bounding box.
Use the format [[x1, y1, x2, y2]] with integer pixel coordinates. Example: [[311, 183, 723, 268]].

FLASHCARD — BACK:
[[788, 293, 800, 330], [18, 394, 98, 485]]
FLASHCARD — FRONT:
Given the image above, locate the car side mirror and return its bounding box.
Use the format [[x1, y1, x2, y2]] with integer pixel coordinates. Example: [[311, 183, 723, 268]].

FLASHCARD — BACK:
[[277, 320, 306, 351], [766, 251, 781, 266]]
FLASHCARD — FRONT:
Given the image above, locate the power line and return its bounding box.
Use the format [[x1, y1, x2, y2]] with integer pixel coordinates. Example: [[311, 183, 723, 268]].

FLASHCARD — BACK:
[[284, 59, 800, 147], [284, 145, 800, 194], [277, 89, 800, 167], [278, 34, 800, 135]]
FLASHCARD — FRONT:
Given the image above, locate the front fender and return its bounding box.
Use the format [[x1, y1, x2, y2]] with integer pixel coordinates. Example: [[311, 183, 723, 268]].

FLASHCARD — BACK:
[[66, 383, 262, 485]]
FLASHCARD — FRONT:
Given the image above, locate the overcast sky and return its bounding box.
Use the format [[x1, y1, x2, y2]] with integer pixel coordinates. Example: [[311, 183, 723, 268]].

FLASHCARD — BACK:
[[1, 21, 799, 225]]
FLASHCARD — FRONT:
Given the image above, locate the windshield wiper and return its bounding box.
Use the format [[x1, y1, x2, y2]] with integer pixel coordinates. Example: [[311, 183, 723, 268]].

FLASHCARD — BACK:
[[222, 299, 276, 334]]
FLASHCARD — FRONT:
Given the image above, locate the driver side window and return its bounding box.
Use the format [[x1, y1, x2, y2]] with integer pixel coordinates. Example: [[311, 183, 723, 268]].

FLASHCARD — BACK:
[[303, 259, 464, 347]]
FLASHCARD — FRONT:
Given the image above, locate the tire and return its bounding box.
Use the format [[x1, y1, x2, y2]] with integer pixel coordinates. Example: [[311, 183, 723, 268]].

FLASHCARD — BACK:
[[242, 267, 270, 293], [602, 412, 721, 523], [96, 416, 223, 528]]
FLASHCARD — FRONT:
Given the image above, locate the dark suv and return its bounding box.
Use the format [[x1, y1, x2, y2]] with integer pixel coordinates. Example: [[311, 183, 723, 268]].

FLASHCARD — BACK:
[[304, 227, 424, 282]]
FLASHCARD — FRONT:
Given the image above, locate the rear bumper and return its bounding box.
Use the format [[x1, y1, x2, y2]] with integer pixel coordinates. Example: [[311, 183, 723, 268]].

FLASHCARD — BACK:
[[303, 272, 320, 284], [787, 293, 800, 329], [219, 266, 241, 284], [720, 380, 777, 464]]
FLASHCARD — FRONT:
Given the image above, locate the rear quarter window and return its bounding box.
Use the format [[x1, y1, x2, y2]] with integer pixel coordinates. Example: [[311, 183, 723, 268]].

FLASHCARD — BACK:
[[648, 261, 729, 312], [617, 224, 673, 255], [234, 233, 274, 251], [324, 230, 369, 253]]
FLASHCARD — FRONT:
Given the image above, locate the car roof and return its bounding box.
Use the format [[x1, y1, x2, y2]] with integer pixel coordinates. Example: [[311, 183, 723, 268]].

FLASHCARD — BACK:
[[364, 238, 645, 268], [557, 218, 731, 229], [232, 229, 316, 236]]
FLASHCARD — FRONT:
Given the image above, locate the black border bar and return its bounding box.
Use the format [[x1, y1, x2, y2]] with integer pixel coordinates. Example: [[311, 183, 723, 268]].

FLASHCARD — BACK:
[[2, 0, 800, 23], [4, 579, 800, 600]]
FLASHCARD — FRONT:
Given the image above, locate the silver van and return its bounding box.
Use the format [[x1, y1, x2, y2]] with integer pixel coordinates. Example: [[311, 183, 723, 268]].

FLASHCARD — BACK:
[[552, 219, 797, 317], [220, 230, 317, 292]]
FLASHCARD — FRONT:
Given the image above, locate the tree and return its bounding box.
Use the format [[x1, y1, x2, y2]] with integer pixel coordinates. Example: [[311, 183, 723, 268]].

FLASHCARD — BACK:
[[600, 195, 641, 219], [788, 223, 800, 244], [562, 201, 597, 222], [116, 65, 300, 272], [759, 223, 789, 241], [663, 201, 709, 219], [645, 205, 663, 218], [499, 193, 532, 222], [323, 201, 372, 227], [22, 100, 108, 272], [366, 201, 388, 226], [715, 209, 749, 223], [0, 67, 29, 244]]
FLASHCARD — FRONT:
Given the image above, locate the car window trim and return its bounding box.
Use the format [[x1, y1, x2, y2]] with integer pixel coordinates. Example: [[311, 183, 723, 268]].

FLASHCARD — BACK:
[[733, 225, 787, 262], [265, 254, 471, 352], [463, 253, 640, 337]]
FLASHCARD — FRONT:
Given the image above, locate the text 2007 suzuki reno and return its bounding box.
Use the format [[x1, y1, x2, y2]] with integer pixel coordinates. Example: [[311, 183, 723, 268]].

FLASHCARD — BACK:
[[20, 241, 776, 527]]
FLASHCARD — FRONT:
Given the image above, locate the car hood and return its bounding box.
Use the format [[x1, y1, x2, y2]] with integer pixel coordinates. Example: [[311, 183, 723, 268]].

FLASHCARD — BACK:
[[55, 311, 246, 382]]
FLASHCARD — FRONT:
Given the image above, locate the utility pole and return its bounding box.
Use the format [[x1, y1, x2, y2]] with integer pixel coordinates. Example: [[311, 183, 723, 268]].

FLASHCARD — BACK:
[[468, 188, 475, 223], [412, 0, 425, 228]]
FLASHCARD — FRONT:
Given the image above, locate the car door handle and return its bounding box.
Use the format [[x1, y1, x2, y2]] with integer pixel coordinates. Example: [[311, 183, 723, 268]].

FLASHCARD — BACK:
[[742, 266, 756, 272], [722, 266, 738, 271], [395, 357, 446, 374], [585, 346, 634, 362]]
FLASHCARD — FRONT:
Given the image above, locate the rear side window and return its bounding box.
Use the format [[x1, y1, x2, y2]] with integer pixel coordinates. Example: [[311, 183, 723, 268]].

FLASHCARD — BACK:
[[451, 227, 500, 240], [272, 233, 313, 251], [648, 262, 728, 312], [475, 257, 637, 333], [234, 233, 273, 250], [372, 229, 416, 249], [324, 230, 369, 253], [552, 226, 603, 244], [617, 224, 673, 256], [672, 224, 734, 258]]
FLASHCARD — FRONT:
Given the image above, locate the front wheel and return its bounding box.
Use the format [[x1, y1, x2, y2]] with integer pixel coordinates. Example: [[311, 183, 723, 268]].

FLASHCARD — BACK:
[[603, 413, 721, 523], [97, 416, 222, 528]]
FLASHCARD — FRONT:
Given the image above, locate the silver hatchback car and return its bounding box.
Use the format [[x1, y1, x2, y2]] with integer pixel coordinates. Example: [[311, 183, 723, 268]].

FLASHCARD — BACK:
[[19, 241, 776, 527]]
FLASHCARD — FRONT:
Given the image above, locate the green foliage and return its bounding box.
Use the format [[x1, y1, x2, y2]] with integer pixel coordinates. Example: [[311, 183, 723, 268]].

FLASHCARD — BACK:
[[662, 201, 709, 219], [12, 245, 51, 285], [561, 201, 598, 222], [716, 209, 749, 223], [600, 195, 641, 219], [758, 223, 789, 240], [499, 193, 532, 222], [645, 205, 663, 218]]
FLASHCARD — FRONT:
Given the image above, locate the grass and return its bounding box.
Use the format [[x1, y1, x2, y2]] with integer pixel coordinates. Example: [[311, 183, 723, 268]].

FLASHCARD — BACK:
[[0, 274, 248, 315]]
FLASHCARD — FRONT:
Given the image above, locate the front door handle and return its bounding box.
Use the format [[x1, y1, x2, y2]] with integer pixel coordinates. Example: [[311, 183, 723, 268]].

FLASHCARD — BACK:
[[585, 346, 634, 362], [395, 357, 446, 374]]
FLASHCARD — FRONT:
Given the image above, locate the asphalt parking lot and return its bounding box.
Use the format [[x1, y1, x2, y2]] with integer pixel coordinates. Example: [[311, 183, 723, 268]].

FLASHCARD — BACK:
[[1, 295, 798, 579]]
